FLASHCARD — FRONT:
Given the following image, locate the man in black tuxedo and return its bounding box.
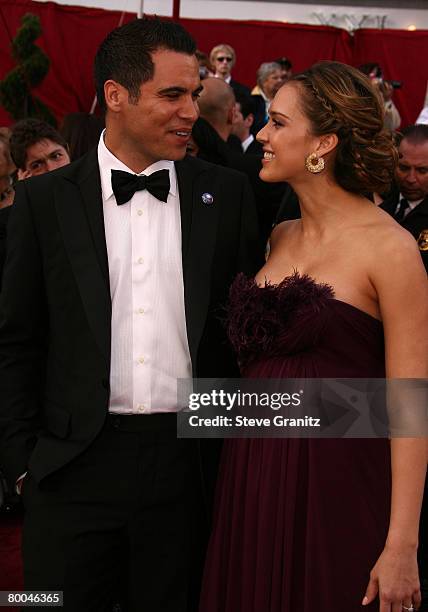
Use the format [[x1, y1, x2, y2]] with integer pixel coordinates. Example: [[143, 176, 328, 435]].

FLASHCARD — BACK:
[[381, 124, 428, 271], [9, 118, 70, 180], [0, 18, 261, 611], [380, 123, 428, 611], [0, 121, 71, 288], [231, 93, 263, 156], [0, 176, 14, 290]]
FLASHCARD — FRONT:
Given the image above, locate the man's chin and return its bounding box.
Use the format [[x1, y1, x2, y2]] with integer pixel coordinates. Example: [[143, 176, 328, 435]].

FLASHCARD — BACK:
[[163, 144, 190, 161], [402, 191, 425, 201]]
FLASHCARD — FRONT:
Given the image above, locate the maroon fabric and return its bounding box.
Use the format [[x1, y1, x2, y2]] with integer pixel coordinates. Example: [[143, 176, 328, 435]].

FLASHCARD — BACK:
[[0, 515, 23, 612], [200, 274, 391, 612], [0, 1, 423, 129]]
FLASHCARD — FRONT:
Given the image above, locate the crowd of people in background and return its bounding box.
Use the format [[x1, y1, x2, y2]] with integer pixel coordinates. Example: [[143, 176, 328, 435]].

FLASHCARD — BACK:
[[0, 44, 424, 230], [1, 45, 428, 345], [1, 44, 428, 330]]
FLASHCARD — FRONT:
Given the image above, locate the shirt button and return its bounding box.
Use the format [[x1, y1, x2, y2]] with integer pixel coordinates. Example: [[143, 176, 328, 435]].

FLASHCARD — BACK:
[[138, 404, 145, 412], [137, 210, 143, 216], [138, 357, 145, 364], [138, 257, 144, 264], [138, 308, 144, 314]]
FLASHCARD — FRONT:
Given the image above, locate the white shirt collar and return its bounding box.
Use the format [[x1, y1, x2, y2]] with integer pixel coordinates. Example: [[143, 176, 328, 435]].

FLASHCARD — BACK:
[[259, 88, 270, 103], [97, 130, 177, 202], [399, 192, 423, 210], [241, 134, 254, 153]]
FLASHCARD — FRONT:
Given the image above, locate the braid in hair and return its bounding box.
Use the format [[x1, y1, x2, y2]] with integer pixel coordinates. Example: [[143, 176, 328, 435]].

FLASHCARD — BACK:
[[307, 77, 337, 120], [288, 61, 397, 194]]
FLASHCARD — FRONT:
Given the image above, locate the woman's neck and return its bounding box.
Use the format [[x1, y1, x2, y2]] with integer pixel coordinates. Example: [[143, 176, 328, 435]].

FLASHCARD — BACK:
[[290, 176, 370, 240]]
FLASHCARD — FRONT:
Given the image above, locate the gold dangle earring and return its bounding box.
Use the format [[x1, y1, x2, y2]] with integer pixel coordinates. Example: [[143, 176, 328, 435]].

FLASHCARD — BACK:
[[305, 152, 325, 174]]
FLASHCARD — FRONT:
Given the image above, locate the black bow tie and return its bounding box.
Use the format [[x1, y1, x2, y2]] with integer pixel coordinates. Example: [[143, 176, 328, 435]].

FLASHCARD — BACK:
[[111, 169, 170, 205]]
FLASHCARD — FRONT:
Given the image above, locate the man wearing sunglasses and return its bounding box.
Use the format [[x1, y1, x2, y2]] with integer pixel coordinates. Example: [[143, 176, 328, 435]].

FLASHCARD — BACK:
[[209, 43, 250, 99]]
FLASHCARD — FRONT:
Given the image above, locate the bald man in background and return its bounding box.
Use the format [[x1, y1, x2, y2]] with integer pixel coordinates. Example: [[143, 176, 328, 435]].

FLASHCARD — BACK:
[[198, 77, 238, 142], [196, 76, 286, 243]]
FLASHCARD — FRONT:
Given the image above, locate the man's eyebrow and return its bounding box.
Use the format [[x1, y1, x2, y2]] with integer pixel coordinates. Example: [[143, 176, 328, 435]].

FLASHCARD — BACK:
[[48, 148, 64, 156], [158, 85, 203, 95]]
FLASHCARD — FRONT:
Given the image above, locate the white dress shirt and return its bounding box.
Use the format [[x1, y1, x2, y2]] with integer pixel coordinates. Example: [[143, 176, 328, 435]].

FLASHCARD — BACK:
[[241, 134, 255, 153], [98, 133, 192, 414], [394, 193, 423, 219]]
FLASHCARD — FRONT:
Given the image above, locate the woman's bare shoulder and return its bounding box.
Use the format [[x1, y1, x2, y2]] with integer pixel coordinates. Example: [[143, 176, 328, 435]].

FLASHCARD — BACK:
[[356, 209, 426, 288], [363, 208, 421, 257], [270, 219, 300, 245]]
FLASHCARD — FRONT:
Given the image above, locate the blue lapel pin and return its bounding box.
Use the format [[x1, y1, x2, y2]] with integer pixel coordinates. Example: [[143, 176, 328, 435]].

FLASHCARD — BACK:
[[201, 192, 214, 205]]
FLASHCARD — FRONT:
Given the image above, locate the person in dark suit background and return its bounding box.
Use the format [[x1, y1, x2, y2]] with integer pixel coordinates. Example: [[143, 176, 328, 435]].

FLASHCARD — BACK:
[[381, 124, 428, 272], [0, 176, 14, 291], [196, 78, 286, 244], [230, 93, 263, 156], [251, 62, 283, 135], [209, 43, 250, 100], [380, 123, 428, 611], [0, 18, 261, 612], [10, 118, 70, 180], [0, 120, 70, 290]]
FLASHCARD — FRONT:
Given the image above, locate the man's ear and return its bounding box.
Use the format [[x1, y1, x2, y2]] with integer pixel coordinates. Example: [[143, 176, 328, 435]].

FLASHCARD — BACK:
[[104, 80, 128, 113], [316, 133, 338, 157], [244, 113, 254, 130], [227, 104, 236, 125]]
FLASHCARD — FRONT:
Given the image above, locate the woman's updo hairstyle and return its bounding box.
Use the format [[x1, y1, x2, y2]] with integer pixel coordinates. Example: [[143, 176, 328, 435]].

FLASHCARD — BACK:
[[288, 61, 398, 194]]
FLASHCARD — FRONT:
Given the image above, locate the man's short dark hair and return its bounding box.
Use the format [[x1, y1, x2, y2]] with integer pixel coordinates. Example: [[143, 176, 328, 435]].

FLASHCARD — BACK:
[[400, 124, 428, 145], [94, 17, 197, 111], [235, 92, 256, 120], [10, 118, 68, 171]]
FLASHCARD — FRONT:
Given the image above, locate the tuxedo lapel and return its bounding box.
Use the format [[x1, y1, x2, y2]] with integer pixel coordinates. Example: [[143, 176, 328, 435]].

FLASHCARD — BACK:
[[176, 158, 220, 368], [176, 158, 193, 265], [403, 196, 428, 223], [380, 195, 398, 216], [54, 151, 111, 366]]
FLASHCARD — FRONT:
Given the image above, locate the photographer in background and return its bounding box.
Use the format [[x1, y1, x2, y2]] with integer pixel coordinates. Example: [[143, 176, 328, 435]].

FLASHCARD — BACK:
[[359, 62, 401, 131]]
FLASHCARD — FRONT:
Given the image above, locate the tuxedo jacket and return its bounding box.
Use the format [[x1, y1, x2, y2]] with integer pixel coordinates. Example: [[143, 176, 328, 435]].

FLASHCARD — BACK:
[[380, 191, 428, 272], [245, 138, 263, 157], [251, 94, 268, 136], [0, 205, 11, 291], [0, 150, 262, 488]]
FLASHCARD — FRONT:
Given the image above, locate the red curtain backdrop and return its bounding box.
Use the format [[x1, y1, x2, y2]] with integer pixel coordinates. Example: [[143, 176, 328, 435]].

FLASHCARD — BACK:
[[183, 19, 353, 86], [0, 0, 426, 128], [353, 28, 428, 130]]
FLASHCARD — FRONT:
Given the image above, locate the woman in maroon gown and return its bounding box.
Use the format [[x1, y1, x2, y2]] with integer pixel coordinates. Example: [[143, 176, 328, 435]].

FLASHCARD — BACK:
[[200, 62, 428, 612]]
